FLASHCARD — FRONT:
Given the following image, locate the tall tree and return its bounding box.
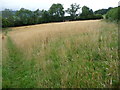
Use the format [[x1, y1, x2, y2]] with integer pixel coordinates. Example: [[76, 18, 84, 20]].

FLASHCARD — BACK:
[[40, 10, 50, 23], [66, 3, 80, 20], [94, 7, 113, 15], [2, 9, 14, 18], [106, 7, 120, 21], [2, 9, 15, 27], [81, 6, 94, 19], [16, 8, 33, 25], [49, 3, 65, 21], [33, 9, 41, 24]]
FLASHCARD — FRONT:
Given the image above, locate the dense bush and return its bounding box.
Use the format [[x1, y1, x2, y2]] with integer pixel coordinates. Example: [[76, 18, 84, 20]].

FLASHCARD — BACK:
[[78, 14, 103, 20], [93, 14, 103, 19], [2, 18, 9, 27], [94, 7, 113, 15], [106, 7, 120, 21]]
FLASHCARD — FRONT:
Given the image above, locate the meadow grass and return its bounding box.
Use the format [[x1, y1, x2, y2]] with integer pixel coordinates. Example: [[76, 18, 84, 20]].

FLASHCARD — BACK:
[[2, 37, 37, 88], [2, 20, 119, 88]]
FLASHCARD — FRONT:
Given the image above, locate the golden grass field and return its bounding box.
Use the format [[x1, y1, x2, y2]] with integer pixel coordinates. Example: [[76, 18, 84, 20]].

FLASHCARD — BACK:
[[2, 20, 119, 88], [8, 20, 101, 55]]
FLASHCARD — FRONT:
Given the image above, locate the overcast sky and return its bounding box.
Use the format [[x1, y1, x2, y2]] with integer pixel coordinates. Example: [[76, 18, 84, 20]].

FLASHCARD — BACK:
[[0, 0, 119, 11]]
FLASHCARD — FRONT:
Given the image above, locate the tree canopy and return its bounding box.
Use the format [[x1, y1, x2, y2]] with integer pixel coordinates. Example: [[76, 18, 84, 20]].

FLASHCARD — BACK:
[[2, 3, 104, 28], [66, 3, 80, 20], [49, 3, 65, 22], [94, 7, 113, 15], [106, 7, 120, 22], [80, 6, 94, 19]]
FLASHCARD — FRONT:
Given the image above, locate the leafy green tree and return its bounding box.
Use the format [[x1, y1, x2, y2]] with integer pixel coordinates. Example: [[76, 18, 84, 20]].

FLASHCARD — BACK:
[[16, 8, 34, 25], [2, 9, 14, 18], [2, 9, 15, 27], [94, 14, 103, 19], [49, 3, 65, 22], [106, 7, 120, 21], [66, 3, 80, 20], [2, 18, 10, 27], [40, 10, 50, 23], [80, 6, 94, 19], [33, 9, 41, 24], [94, 7, 113, 15]]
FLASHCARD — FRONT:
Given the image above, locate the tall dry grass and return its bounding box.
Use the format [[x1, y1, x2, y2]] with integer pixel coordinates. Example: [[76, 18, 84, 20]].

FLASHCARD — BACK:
[[2, 20, 119, 88], [9, 20, 101, 56]]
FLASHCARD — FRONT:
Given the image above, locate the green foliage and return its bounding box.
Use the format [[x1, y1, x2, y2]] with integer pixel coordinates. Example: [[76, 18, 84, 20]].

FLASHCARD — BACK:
[[94, 7, 113, 15], [49, 3, 65, 22], [33, 9, 41, 24], [2, 9, 15, 18], [40, 10, 50, 23], [93, 14, 103, 19], [2, 4, 105, 28], [2, 9, 15, 27], [80, 6, 94, 19], [16, 8, 34, 25], [106, 7, 120, 22], [2, 18, 10, 27], [78, 6, 103, 20], [66, 3, 80, 20], [81, 6, 93, 16]]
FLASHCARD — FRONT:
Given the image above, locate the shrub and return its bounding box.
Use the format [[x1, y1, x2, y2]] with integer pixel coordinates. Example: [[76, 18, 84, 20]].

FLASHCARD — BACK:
[[106, 7, 120, 22], [94, 14, 103, 19]]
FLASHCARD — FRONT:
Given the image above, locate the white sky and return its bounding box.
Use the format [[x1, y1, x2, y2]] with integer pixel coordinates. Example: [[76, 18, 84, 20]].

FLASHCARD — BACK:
[[0, 0, 119, 11]]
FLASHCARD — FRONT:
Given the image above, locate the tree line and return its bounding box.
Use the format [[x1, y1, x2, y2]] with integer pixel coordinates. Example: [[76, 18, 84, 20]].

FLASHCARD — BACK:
[[1, 3, 104, 28], [94, 7, 113, 15], [106, 6, 120, 22]]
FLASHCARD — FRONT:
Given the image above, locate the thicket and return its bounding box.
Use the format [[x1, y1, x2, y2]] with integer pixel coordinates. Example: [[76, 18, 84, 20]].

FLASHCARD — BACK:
[[1, 3, 103, 28], [106, 7, 120, 22]]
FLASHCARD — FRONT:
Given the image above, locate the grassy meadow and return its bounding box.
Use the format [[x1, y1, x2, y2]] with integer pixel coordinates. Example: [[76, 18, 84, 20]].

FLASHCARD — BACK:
[[2, 20, 119, 88]]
